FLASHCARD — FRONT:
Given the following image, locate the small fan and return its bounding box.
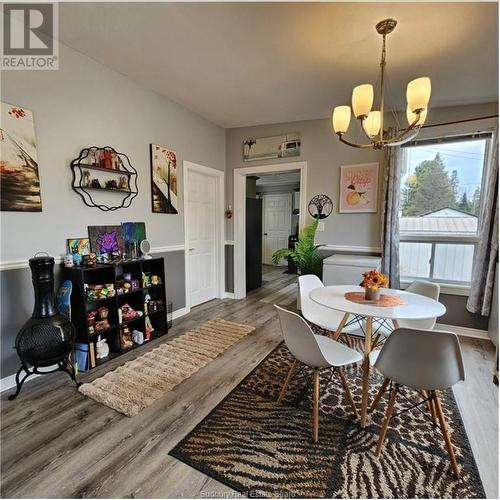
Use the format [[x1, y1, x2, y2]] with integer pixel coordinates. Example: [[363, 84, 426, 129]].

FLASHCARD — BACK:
[[308, 194, 333, 220], [140, 239, 152, 259]]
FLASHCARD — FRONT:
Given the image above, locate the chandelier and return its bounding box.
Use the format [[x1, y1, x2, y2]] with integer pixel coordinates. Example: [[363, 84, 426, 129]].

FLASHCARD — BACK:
[[332, 18, 431, 149]]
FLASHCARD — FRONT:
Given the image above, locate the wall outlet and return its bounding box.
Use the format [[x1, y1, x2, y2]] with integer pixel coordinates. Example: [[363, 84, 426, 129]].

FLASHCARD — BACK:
[[317, 221, 325, 231]]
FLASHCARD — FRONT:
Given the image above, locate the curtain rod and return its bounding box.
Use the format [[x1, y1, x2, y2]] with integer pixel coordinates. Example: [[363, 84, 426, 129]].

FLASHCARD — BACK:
[[422, 114, 498, 129]]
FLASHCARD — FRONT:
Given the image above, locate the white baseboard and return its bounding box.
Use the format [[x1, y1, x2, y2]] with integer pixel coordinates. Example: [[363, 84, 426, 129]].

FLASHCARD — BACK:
[[436, 323, 490, 340], [1, 364, 58, 393], [172, 306, 190, 320], [224, 292, 235, 299]]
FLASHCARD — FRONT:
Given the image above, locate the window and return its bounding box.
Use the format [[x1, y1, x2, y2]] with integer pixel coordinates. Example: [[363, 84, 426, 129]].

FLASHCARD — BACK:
[[399, 133, 492, 287]]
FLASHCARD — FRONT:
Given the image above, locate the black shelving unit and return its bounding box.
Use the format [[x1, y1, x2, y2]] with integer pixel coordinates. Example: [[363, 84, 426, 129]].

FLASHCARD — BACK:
[[63, 257, 169, 369]]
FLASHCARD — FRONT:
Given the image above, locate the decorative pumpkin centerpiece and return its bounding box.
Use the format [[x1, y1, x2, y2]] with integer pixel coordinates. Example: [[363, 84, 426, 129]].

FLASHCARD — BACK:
[[360, 269, 389, 301]]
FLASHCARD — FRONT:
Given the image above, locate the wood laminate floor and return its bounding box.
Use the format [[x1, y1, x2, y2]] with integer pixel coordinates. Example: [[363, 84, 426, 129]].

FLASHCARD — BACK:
[[1, 266, 498, 498]]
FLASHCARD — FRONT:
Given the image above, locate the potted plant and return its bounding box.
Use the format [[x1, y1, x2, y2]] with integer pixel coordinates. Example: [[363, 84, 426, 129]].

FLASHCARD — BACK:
[[360, 269, 389, 300], [272, 219, 323, 277]]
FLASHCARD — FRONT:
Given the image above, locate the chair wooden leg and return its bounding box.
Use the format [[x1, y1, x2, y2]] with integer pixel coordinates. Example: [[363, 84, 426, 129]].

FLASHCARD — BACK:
[[337, 368, 358, 419], [421, 390, 437, 424], [369, 378, 390, 413], [374, 385, 398, 457], [313, 369, 320, 443], [433, 391, 460, 478], [277, 359, 298, 404], [333, 313, 350, 341]]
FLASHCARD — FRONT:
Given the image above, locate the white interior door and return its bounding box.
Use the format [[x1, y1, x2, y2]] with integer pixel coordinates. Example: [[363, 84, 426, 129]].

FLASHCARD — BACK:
[[187, 170, 217, 307], [262, 193, 292, 265]]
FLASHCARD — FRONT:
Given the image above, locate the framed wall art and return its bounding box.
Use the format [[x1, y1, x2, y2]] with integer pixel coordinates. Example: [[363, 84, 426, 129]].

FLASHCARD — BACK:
[[88, 225, 125, 255], [339, 162, 379, 213], [243, 133, 301, 162], [150, 144, 178, 214], [67, 238, 90, 256], [0, 102, 42, 212]]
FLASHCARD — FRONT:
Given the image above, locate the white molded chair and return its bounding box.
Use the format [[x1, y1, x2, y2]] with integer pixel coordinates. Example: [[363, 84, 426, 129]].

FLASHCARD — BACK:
[[376, 280, 441, 336], [299, 274, 362, 345], [399, 280, 441, 330], [369, 327, 465, 478], [275, 305, 363, 442]]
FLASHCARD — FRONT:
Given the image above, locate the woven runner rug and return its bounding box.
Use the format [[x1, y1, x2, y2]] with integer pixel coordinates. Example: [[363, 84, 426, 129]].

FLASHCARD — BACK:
[[79, 319, 254, 417], [170, 342, 485, 498]]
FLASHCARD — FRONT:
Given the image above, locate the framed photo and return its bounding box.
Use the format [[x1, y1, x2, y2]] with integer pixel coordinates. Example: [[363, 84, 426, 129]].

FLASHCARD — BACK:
[[150, 144, 178, 214], [339, 163, 379, 213], [0, 102, 42, 212], [243, 134, 300, 162]]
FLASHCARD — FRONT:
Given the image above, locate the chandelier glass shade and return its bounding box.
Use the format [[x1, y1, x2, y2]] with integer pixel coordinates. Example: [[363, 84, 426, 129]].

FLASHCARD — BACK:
[[332, 18, 431, 149]]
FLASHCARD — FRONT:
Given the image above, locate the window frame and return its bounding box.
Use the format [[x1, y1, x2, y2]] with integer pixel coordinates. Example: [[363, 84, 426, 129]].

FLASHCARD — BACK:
[[399, 130, 495, 292]]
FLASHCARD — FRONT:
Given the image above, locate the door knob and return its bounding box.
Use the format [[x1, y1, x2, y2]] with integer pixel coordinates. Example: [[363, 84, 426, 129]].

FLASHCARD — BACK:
[[264, 233, 268, 236]]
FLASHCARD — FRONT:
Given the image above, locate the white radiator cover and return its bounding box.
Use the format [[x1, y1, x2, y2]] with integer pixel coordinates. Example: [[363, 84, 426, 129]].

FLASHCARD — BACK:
[[323, 254, 381, 286]]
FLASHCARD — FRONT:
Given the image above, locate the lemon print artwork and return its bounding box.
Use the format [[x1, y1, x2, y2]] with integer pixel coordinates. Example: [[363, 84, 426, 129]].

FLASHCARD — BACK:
[[346, 184, 369, 206]]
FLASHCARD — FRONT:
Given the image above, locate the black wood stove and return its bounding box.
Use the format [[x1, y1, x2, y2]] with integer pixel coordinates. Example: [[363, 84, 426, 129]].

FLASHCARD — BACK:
[[9, 255, 78, 400]]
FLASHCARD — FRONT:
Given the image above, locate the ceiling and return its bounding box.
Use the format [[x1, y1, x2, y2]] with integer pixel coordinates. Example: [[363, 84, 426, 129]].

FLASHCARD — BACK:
[[59, 2, 498, 128]]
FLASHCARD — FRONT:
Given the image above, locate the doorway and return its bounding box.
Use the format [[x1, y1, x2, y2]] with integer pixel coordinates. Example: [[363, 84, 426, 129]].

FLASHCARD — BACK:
[[233, 161, 307, 299], [184, 161, 225, 309]]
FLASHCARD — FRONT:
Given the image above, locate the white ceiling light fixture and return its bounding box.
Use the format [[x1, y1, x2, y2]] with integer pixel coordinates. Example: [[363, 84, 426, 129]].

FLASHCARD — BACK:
[[332, 18, 432, 149]]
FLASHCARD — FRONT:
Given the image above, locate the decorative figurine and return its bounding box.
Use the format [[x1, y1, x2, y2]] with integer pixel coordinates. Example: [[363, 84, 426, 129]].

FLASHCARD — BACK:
[[72, 252, 82, 266], [87, 310, 97, 326], [151, 275, 159, 285], [90, 178, 101, 189], [118, 175, 128, 190], [83, 252, 97, 266], [120, 325, 133, 349], [144, 293, 151, 314], [144, 316, 154, 341], [96, 335, 109, 359], [95, 318, 110, 332], [105, 179, 118, 190], [120, 303, 137, 321], [132, 330, 144, 345], [63, 254, 74, 267], [97, 306, 109, 319], [83, 170, 91, 187]]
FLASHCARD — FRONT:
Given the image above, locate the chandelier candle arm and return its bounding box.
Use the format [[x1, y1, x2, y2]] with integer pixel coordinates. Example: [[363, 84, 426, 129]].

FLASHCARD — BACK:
[[331, 18, 432, 149]]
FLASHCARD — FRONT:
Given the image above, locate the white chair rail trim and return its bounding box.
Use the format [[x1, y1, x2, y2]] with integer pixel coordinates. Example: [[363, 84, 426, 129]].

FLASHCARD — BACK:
[[0, 244, 186, 271]]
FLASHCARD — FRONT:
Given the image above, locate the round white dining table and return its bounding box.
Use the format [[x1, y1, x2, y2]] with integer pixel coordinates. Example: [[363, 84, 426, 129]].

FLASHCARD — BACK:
[[309, 285, 446, 427]]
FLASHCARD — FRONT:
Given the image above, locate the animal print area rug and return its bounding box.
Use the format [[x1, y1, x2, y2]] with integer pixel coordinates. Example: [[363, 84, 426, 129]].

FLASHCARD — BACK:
[[79, 319, 254, 417], [170, 343, 485, 498]]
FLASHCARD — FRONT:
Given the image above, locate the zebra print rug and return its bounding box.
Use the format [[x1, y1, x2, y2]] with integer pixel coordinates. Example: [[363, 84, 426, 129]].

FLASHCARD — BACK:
[[170, 343, 485, 498]]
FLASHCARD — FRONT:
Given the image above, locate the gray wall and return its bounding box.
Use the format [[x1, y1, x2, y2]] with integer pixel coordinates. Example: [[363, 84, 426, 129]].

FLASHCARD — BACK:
[[1, 39, 224, 379], [0, 40, 225, 263], [226, 119, 383, 246]]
